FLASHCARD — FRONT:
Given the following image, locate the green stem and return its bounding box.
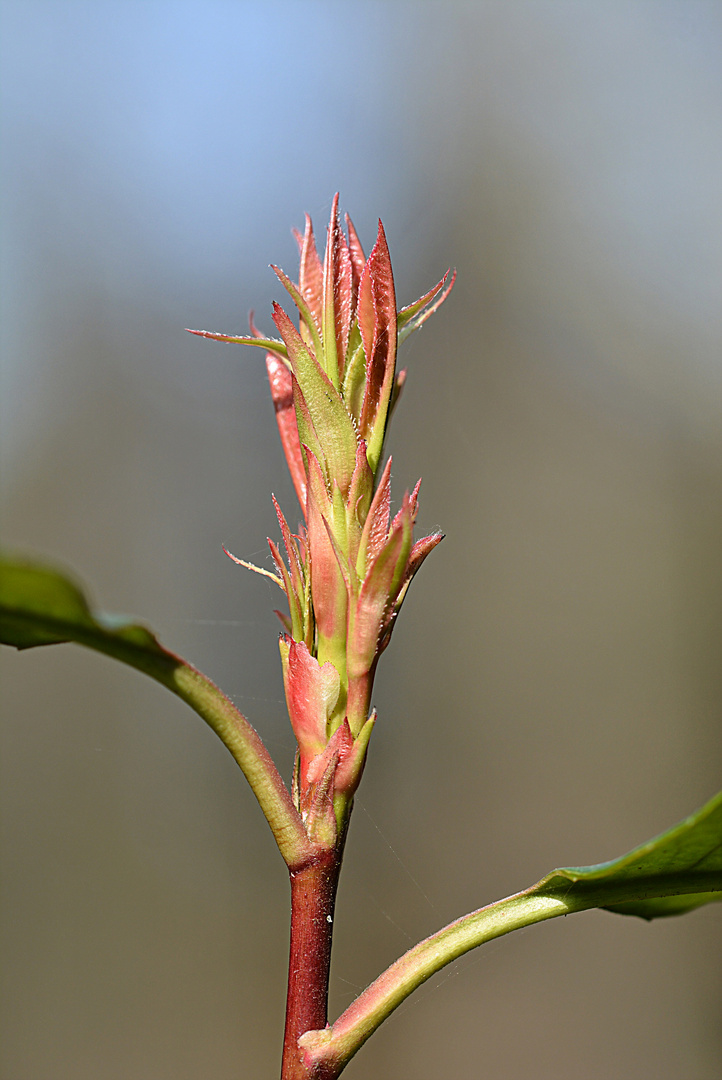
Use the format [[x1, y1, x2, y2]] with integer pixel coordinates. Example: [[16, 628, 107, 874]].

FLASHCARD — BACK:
[[298, 890, 570, 1076], [66, 627, 313, 868], [167, 662, 312, 867]]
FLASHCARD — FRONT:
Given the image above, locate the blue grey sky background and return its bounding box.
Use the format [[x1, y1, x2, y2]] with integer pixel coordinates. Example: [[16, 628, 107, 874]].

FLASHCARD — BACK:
[[3, 1, 722, 471]]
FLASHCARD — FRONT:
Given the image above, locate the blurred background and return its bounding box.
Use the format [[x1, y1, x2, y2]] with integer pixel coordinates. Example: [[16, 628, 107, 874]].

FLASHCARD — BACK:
[[2, 2, 721, 1077]]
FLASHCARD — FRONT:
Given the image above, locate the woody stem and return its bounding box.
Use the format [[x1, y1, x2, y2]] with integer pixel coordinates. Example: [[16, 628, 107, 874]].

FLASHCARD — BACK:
[[280, 845, 344, 1080]]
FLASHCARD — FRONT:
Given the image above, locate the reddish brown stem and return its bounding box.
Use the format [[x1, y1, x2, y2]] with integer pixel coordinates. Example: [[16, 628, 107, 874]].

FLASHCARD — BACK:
[[281, 846, 343, 1080]]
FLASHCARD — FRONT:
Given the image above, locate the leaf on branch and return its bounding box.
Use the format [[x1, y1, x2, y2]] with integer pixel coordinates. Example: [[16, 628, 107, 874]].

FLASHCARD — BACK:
[[0, 556, 172, 665], [528, 789, 722, 919]]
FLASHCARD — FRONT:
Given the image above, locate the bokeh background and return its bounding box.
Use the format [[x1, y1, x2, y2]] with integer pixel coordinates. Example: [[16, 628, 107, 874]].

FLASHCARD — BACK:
[[2, 2, 721, 1078]]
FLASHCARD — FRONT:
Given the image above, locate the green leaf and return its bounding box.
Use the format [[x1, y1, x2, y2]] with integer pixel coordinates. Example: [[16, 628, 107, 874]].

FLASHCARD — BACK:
[[530, 788, 722, 919], [0, 558, 172, 660], [0, 555, 312, 867], [272, 302, 359, 495]]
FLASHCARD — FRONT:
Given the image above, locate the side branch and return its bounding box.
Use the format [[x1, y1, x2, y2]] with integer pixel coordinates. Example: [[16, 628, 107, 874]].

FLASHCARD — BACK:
[[65, 631, 314, 869], [77, 633, 313, 868], [300, 787, 722, 1075], [298, 891, 570, 1075], [0, 557, 313, 868], [162, 660, 312, 867]]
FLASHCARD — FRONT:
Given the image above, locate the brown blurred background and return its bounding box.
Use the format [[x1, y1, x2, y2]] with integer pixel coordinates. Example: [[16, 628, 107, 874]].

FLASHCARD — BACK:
[[2, 3, 721, 1078]]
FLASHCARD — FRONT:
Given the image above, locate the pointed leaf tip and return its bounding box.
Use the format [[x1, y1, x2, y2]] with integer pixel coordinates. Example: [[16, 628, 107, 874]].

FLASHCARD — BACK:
[[186, 327, 289, 358], [397, 268, 456, 344]]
